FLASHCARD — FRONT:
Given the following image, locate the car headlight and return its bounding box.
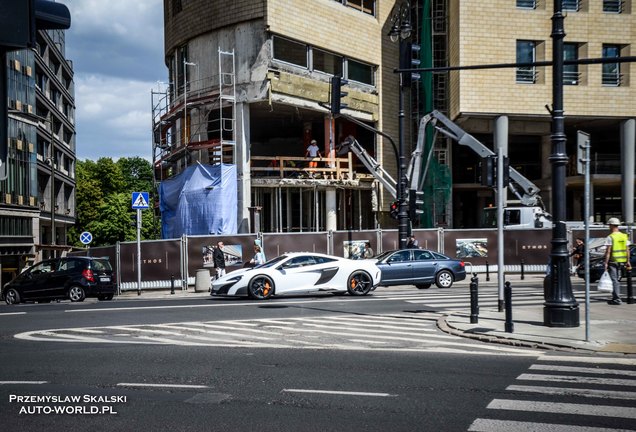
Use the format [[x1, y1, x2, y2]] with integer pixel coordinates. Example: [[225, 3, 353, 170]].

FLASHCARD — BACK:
[[226, 275, 243, 283]]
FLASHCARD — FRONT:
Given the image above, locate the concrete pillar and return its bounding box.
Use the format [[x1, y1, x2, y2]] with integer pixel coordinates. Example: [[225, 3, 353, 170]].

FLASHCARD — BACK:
[[236, 102, 252, 233], [621, 119, 635, 224], [326, 188, 337, 232]]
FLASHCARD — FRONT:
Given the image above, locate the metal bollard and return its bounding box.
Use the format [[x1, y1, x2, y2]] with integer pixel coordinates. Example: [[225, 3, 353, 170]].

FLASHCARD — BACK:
[[520, 259, 525, 280], [470, 273, 479, 324], [486, 261, 490, 281], [627, 267, 634, 304], [504, 281, 514, 333], [170, 275, 175, 295]]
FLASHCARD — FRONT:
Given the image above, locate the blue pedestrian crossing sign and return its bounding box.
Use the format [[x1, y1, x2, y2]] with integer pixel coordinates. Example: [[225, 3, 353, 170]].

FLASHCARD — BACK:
[[132, 192, 150, 209], [79, 231, 93, 245]]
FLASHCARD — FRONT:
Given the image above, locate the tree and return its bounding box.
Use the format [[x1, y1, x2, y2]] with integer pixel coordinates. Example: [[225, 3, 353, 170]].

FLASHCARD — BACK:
[[71, 157, 160, 247]]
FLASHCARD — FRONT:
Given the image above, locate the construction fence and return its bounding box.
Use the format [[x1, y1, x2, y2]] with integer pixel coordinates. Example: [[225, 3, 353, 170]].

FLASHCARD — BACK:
[[70, 228, 608, 292]]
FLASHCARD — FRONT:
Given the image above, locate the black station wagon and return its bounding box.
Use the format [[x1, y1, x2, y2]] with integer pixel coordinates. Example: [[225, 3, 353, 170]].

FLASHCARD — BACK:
[[2, 257, 116, 304]]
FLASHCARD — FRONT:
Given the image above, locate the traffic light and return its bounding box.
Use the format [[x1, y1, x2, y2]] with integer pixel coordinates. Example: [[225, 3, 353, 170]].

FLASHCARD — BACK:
[[0, 0, 71, 49], [480, 155, 509, 188], [330, 75, 348, 115], [0, 0, 70, 180], [399, 41, 421, 88], [408, 189, 424, 221], [389, 200, 399, 220]]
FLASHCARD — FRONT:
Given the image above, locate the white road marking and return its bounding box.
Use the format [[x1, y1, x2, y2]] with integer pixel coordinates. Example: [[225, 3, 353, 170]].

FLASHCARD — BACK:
[[469, 418, 630, 432], [517, 373, 636, 387], [538, 355, 636, 366], [487, 399, 636, 419], [506, 384, 636, 400], [530, 364, 636, 377], [117, 383, 209, 389], [0, 381, 48, 385], [0, 312, 27, 316], [282, 388, 396, 397]]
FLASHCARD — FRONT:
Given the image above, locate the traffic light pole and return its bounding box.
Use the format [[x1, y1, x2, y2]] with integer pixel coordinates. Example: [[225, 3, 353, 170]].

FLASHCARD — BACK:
[[397, 39, 410, 249]]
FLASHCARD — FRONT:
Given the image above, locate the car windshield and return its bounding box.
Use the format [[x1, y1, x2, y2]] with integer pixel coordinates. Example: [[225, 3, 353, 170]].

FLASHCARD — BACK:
[[258, 255, 288, 268], [374, 251, 394, 261]]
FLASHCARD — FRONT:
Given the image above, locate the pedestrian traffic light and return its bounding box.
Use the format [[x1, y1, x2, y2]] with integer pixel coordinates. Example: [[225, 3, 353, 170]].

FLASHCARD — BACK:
[[408, 189, 424, 221], [389, 200, 399, 220], [330, 75, 348, 115], [399, 41, 421, 88]]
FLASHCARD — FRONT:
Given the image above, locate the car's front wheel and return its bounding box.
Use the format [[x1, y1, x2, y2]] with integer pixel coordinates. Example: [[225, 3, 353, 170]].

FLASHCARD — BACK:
[[4, 288, 20, 305], [68, 286, 86, 302], [347, 271, 372, 296], [435, 270, 454, 288], [248, 275, 274, 300]]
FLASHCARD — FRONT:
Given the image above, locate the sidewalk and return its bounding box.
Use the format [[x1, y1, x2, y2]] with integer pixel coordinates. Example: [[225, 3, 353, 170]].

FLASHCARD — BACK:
[[439, 276, 636, 354]]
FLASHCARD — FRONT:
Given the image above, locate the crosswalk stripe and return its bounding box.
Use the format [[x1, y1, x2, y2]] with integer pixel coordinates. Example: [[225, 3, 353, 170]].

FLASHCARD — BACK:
[[538, 356, 636, 366], [506, 384, 636, 400], [517, 373, 636, 387], [530, 364, 636, 377], [487, 399, 636, 419], [469, 418, 630, 432]]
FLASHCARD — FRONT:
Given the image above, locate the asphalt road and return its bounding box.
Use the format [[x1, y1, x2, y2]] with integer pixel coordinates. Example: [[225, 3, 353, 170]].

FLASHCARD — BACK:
[[0, 283, 634, 431]]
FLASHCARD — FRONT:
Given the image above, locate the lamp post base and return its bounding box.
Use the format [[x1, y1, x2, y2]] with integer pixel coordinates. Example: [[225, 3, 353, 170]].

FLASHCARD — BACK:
[[543, 304, 580, 327]]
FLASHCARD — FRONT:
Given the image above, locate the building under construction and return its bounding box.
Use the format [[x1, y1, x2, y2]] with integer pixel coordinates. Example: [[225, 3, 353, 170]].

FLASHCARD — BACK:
[[153, 1, 635, 236]]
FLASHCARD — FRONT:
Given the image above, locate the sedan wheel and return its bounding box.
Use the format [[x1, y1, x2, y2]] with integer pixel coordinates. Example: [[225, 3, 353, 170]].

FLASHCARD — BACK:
[[4, 288, 20, 305], [248, 275, 274, 300], [69, 286, 86, 302], [347, 271, 372, 296], [435, 270, 454, 288]]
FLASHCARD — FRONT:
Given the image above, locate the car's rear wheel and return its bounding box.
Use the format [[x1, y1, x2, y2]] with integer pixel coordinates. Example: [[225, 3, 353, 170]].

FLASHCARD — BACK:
[[435, 270, 454, 288], [415, 283, 432, 289], [248, 275, 274, 300], [4, 288, 20, 305], [69, 286, 86, 302], [347, 271, 372, 296]]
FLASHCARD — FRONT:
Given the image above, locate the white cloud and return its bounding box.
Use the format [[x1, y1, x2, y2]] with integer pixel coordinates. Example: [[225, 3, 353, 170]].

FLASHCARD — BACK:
[[57, 0, 167, 161]]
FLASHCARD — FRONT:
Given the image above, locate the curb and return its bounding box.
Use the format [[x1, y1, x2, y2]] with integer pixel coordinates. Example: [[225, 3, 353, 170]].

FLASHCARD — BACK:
[[436, 314, 596, 353]]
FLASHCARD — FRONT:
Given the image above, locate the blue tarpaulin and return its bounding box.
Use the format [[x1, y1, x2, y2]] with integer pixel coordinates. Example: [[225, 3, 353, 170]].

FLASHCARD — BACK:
[[159, 163, 237, 238]]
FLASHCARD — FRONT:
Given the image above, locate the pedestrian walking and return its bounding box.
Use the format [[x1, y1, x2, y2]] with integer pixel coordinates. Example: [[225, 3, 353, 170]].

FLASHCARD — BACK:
[[250, 245, 266, 266], [363, 241, 374, 259], [603, 218, 631, 305], [213, 241, 226, 279], [570, 237, 585, 274], [406, 235, 419, 249]]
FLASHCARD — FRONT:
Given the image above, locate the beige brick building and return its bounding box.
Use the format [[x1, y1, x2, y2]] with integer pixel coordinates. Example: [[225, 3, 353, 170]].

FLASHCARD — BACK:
[[448, 0, 635, 226]]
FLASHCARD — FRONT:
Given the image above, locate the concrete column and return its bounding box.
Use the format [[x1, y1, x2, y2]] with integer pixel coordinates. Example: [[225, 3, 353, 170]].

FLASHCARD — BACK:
[[326, 188, 337, 232], [621, 119, 635, 224], [236, 102, 252, 233]]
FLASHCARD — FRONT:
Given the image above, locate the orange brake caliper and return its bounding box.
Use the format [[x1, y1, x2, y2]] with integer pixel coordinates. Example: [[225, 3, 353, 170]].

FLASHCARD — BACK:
[[263, 282, 271, 296]]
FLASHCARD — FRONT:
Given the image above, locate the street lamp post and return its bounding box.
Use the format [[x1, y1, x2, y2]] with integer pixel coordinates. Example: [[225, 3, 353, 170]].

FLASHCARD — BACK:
[[389, 1, 412, 249], [544, 0, 579, 327]]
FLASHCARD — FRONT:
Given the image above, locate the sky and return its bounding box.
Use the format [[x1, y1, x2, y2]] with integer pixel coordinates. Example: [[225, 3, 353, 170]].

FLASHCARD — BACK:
[[60, 0, 167, 161]]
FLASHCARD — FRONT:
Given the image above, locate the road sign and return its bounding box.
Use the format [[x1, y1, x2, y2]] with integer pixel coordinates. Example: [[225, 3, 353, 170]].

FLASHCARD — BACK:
[[132, 192, 149, 209], [79, 231, 93, 245]]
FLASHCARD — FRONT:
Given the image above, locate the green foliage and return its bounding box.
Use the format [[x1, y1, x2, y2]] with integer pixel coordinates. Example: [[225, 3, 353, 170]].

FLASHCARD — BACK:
[[70, 157, 160, 247]]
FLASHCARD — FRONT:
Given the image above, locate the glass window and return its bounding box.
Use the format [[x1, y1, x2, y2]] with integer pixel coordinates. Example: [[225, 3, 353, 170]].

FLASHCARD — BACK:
[[387, 250, 411, 263], [603, 0, 623, 13], [313, 48, 343, 76], [347, 59, 374, 85], [273, 36, 308, 68], [562, 0, 580, 11], [413, 250, 433, 261], [563, 43, 579, 85], [516, 0, 537, 8], [602, 44, 621, 86], [335, 0, 375, 16], [516, 40, 536, 83]]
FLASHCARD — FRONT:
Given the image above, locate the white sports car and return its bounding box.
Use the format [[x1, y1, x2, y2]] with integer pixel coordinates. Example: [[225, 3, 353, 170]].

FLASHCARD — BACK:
[[211, 252, 381, 300]]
